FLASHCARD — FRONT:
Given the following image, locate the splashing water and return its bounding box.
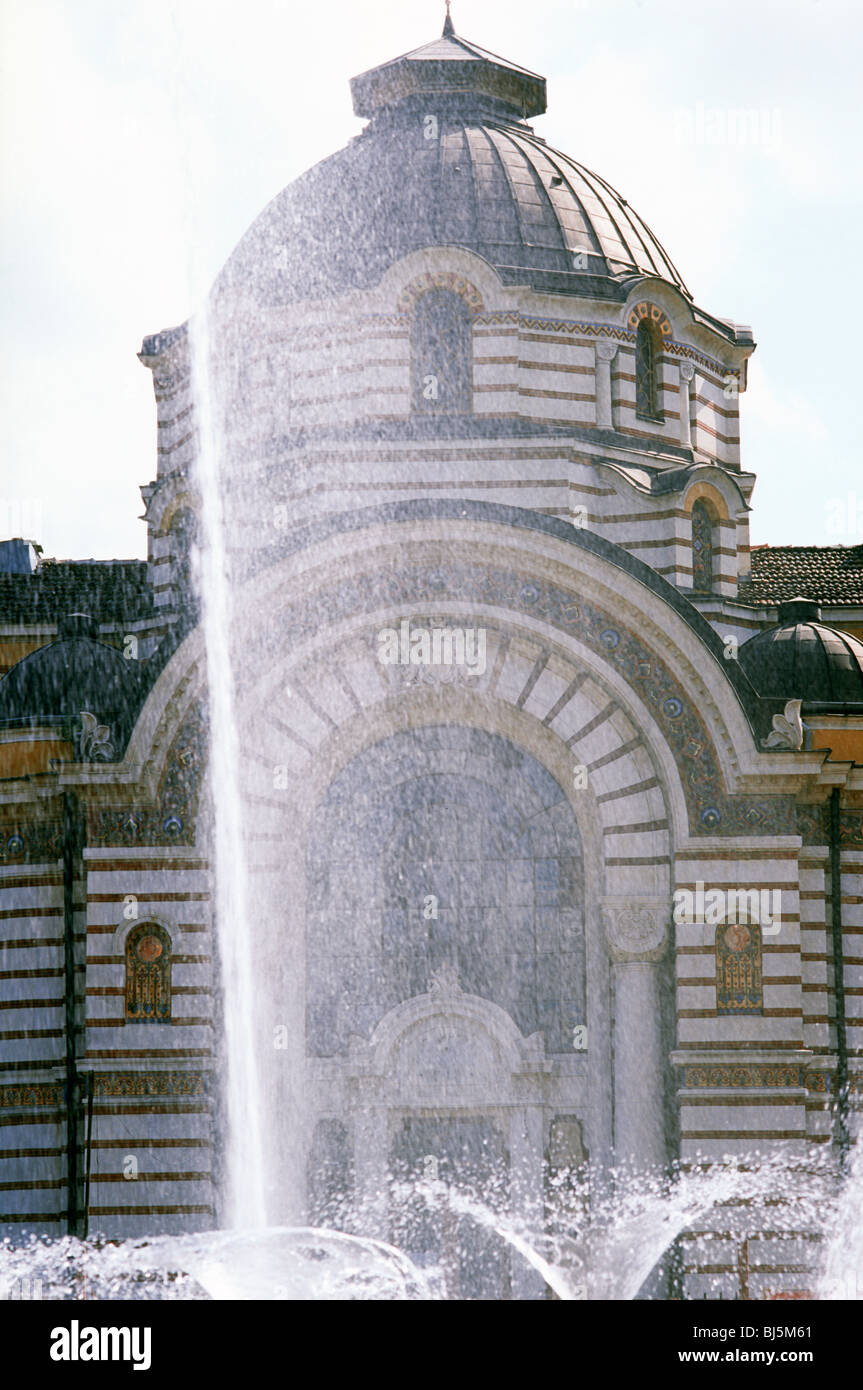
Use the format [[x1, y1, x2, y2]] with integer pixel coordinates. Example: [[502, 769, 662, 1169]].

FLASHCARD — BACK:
[[392, 1151, 837, 1300], [0, 1228, 430, 1302], [817, 1137, 863, 1300], [189, 310, 266, 1229], [167, 0, 269, 1230], [1, 1149, 853, 1300]]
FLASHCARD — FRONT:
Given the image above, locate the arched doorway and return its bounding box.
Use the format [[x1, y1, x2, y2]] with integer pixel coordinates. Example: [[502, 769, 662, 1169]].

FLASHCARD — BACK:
[[303, 725, 594, 1296]]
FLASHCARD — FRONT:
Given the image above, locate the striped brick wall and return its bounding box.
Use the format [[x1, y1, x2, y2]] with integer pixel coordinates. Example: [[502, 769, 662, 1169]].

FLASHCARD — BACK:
[[673, 840, 863, 1297], [81, 847, 216, 1236], [0, 850, 218, 1238], [0, 863, 69, 1231], [841, 851, 863, 1061], [138, 277, 754, 655], [674, 845, 809, 1159]]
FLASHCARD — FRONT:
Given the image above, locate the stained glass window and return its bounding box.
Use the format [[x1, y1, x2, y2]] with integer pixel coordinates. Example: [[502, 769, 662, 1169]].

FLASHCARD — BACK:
[[125, 922, 172, 1023], [691, 499, 714, 592], [412, 289, 472, 414], [635, 319, 660, 418]]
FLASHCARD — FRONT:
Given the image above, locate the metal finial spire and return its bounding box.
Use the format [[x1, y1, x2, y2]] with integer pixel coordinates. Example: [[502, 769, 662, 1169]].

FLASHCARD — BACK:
[[443, 1, 455, 38]]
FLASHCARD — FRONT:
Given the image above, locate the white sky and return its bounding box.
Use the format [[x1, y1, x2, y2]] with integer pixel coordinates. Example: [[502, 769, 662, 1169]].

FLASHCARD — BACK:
[[1, 0, 861, 560]]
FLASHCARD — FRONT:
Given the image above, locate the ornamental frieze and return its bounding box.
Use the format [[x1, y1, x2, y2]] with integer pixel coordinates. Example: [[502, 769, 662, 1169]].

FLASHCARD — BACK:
[[93, 1072, 209, 1098], [0, 1083, 64, 1109], [0, 815, 63, 865], [805, 1072, 861, 1096], [0, 1075, 210, 1108], [796, 804, 863, 846], [680, 1065, 860, 1093]]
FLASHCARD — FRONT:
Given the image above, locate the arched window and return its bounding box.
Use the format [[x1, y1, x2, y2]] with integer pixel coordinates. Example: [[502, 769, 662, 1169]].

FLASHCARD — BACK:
[[125, 922, 172, 1023], [635, 319, 662, 419], [716, 916, 763, 1016], [691, 499, 714, 592], [412, 289, 472, 414]]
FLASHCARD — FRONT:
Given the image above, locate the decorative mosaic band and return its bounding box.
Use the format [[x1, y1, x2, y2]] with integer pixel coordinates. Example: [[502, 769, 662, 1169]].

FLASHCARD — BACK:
[[805, 1072, 860, 1095], [94, 1072, 210, 1098], [680, 1065, 861, 1092], [627, 300, 672, 338], [321, 307, 733, 375], [0, 1072, 210, 1109], [796, 805, 863, 846], [0, 1083, 64, 1110], [397, 272, 485, 314]]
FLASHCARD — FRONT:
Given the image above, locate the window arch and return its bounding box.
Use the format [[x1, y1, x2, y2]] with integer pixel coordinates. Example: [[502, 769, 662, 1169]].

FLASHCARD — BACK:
[[691, 499, 715, 593], [635, 318, 662, 419], [125, 922, 172, 1023], [412, 289, 472, 414]]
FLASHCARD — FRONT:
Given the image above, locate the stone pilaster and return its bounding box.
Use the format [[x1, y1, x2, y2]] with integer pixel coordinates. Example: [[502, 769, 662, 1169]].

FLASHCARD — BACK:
[[679, 361, 695, 448], [595, 341, 618, 430], [602, 898, 670, 1171]]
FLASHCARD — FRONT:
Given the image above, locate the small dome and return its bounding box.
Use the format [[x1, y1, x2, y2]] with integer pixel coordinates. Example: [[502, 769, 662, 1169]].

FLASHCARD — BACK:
[[738, 598, 863, 703], [214, 20, 689, 309], [0, 613, 138, 736]]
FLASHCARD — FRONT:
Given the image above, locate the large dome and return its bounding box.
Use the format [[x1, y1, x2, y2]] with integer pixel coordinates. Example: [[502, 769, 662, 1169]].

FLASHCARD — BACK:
[[214, 20, 690, 309]]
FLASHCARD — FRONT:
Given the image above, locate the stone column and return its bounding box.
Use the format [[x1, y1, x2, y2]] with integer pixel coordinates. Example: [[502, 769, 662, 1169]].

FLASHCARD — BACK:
[[602, 899, 670, 1172], [509, 1105, 547, 1300], [352, 1095, 389, 1238], [594, 341, 618, 430], [679, 361, 695, 448]]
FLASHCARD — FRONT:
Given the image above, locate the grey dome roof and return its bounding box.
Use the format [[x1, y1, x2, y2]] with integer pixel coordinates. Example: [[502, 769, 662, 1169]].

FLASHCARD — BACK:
[[213, 22, 690, 309], [0, 613, 142, 737], [738, 599, 863, 704]]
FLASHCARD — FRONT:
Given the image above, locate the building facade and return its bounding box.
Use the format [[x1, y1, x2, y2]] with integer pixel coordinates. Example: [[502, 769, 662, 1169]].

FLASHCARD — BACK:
[[1, 16, 863, 1298]]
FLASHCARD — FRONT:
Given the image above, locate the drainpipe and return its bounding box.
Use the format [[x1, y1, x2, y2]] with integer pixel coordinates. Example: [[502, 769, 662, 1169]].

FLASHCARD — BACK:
[[82, 1071, 95, 1240], [62, 790, 83, 1235], [829, 788, 849, 1166]]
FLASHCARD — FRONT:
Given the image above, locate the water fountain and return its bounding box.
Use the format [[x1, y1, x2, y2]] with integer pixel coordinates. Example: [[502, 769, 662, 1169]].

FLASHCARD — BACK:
[[2, 8, 861, 1309]]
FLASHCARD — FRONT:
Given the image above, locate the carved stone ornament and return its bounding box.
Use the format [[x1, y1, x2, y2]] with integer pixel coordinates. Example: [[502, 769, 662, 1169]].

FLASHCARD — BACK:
[[602, 898, 670, 962], [679, 361, 696, 383], [394, 664, 481, 689], [762, 699, 804, 752], [74, 711, 114, 763], [595, 341, 619, 363]]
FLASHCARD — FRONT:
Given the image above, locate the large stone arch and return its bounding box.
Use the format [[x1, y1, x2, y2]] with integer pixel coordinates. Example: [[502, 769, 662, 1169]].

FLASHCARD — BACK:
[[120, 500, 786, 849]]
